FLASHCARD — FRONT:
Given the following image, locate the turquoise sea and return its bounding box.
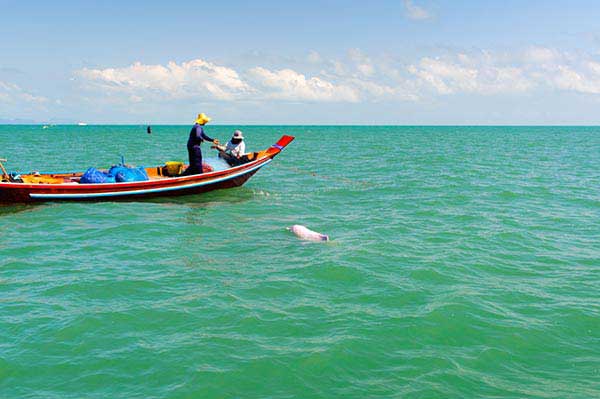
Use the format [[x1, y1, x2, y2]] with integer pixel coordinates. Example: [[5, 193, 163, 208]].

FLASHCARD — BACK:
[[0, 125, 599, 398]]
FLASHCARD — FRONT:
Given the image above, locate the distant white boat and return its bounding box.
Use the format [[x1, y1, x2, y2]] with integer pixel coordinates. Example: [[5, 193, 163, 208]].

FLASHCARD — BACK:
[[42, 125, 49, 129], [77, 122, 88, 126]]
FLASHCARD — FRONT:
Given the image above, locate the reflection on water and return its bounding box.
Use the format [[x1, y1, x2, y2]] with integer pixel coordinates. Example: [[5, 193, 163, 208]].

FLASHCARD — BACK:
[[0, 185, 257, 217], [0, 204, 43, 216], [148, 186, 256, 207]]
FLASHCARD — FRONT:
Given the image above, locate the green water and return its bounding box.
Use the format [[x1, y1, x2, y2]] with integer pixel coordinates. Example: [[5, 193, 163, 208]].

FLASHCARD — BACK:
[[1, 125, 599, 398]]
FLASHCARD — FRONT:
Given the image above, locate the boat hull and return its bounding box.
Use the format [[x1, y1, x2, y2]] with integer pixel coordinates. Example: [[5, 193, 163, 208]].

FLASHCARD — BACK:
[[0, 135, 293, 204]]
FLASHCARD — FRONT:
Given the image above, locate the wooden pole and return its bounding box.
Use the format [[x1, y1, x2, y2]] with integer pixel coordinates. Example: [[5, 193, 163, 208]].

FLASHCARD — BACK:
[[0, 158, 9, 181]]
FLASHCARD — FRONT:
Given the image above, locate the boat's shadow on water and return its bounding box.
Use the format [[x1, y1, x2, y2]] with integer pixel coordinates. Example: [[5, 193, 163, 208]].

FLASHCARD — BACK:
[[130, 186, 258, 207], [0, 204, 43, 216], [0, 187, 258, 216]]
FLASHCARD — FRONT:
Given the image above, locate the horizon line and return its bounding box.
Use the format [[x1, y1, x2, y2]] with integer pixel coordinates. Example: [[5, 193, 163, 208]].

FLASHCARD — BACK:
[[2, 123, 600, 127]]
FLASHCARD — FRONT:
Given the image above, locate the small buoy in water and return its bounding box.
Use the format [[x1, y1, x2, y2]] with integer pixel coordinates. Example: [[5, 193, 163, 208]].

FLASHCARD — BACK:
[[147, 125, 152, 134], [287, 224, 329, 242]]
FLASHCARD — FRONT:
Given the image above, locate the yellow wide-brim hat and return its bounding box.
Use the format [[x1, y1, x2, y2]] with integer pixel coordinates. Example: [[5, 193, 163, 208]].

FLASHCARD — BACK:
[[195, 113, 211, 125]]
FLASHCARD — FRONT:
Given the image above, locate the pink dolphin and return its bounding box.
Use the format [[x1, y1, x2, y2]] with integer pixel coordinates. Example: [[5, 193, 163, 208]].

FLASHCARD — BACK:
[[287, 224, 329, 242]]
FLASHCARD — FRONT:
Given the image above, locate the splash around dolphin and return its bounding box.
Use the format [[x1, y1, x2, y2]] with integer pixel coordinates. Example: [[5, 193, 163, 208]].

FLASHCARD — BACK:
[[287, 225, 329, 242]]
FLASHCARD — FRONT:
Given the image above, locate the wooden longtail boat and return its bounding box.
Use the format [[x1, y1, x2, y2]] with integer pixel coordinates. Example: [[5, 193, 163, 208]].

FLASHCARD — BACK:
[[0, 135, 294, 203]]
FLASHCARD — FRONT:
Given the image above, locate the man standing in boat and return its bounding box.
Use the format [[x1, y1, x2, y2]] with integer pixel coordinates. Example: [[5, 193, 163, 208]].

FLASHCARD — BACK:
[[182, 113, 219, 175]]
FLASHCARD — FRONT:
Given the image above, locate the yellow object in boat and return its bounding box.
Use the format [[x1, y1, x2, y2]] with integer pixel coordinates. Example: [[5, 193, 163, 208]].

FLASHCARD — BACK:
[[21, 175, 65, 184], [165, 161, 184, 176]]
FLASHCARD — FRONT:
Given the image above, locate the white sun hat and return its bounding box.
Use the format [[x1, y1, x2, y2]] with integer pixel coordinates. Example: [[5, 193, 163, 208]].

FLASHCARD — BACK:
[[232, 130, 244, 139]]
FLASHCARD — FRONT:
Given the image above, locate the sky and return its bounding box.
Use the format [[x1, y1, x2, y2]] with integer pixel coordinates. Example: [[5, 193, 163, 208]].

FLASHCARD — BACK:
[[3, 0, 600, 124]]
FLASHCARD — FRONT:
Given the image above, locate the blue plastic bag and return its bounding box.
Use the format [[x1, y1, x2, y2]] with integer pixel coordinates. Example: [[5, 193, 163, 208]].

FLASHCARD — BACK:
[[108, 166, 127, 178], [133, 167, 149, 181], [115, 169, 135, 182], [110, 166, 149, 182], [80, 167, 107, 184]]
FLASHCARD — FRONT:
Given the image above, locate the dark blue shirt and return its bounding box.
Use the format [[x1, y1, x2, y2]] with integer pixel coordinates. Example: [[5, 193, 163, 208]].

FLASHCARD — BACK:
[[187, 124, 214, 150]]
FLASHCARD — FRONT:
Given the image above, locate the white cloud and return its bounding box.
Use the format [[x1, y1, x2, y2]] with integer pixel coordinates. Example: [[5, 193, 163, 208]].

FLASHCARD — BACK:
[[77, 59, 363, 103], [307, 51, 322, 64], [552, 63, 600, 94], [409, 55, 533, 95], [344, 48, 377, 78], [523, 46, 561, 64], [403, 0, 431, 20], [406, 48, 600, 96], [518, 48, 600, 94], [347, 78, 418, 101], [0, 81, 48, 104], [587, 61, 600, 75], [357, 63, 375, 77], [76, 59, 251, 101], [72, 48, 600, 112], [248, 67, 359, 102], [409, 58, 476, 94], [331, 60, 347, 76]]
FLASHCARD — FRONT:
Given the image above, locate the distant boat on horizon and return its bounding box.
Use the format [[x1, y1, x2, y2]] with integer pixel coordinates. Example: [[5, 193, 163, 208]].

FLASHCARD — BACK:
[[77, 122, 87, 126]]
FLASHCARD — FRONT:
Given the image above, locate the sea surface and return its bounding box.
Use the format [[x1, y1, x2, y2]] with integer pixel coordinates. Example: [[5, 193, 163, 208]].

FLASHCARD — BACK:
[[0, 125, 599, 398]]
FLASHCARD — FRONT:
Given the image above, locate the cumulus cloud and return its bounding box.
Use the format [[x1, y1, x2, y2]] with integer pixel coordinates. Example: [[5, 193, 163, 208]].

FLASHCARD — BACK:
[[405, 47, 600, 96], [307, 51, 322, 64], [77, 58, 363, 103], [517, 48, 600, 94], [346, 78, 418, 101], [552, 62, 600, 94], [408, 56, 533, 94], [248, 67, 359, 102], [76, 59, 251, 101], [73, 48, 600, 110], [0, 81, 48, 104], [403, 0, 431, 20], [523, 46, 561, 64], [347, 48, 376, 77], [408, 58, 475, 94]]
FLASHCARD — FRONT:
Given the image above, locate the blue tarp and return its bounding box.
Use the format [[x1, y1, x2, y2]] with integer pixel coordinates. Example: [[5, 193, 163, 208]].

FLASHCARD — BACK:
[[80, 166, 149, 184], [109, 166, 149, 182], [80, 167, 108, 184]]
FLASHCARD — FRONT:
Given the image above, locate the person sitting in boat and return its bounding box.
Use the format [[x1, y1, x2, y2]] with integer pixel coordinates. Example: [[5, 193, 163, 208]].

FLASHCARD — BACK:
[[181, 113, 219, 175], [225, 130, 246, 158], [215, 130, 247, 166]]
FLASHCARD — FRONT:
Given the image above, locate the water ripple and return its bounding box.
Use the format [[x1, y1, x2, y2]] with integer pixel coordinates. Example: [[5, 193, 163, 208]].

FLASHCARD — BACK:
[[1, 126, 599, 398]]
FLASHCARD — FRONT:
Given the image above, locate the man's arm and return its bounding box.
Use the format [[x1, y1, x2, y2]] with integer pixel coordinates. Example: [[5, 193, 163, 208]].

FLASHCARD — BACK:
[[198, 126, 217, 143]]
